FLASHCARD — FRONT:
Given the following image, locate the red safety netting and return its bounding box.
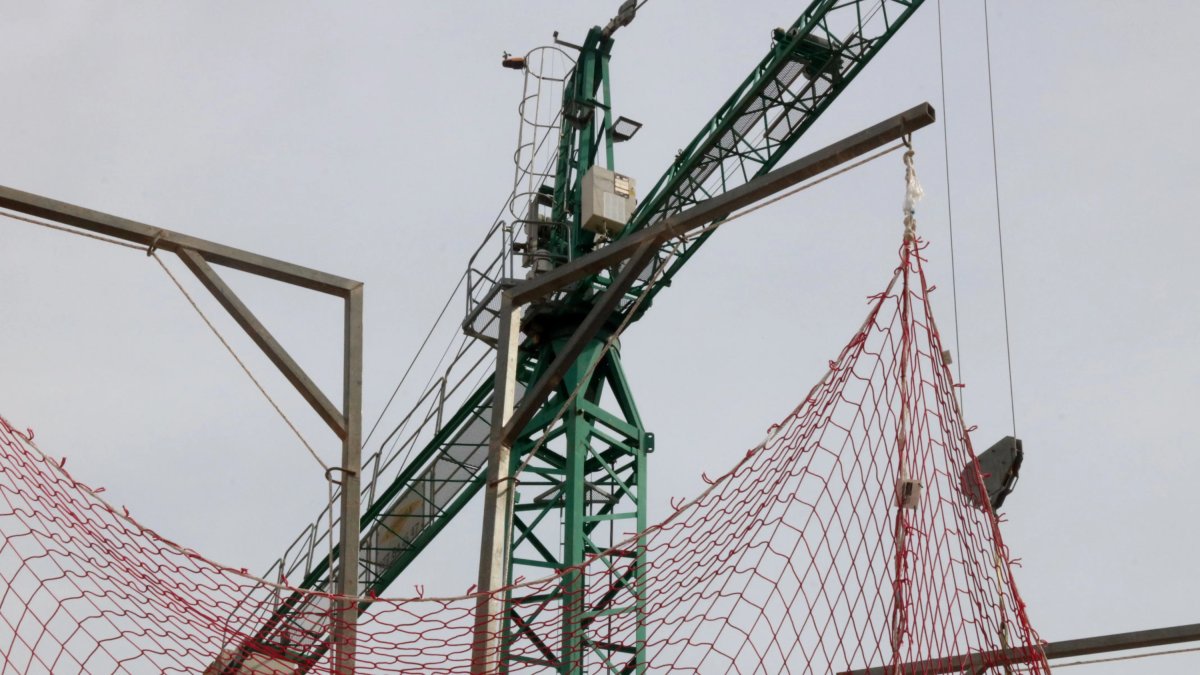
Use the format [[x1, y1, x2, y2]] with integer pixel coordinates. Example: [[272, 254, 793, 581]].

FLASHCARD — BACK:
[[0, 237, 1048, 674]]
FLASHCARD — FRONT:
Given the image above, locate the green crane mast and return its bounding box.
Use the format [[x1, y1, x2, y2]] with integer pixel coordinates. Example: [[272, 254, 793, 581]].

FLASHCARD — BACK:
[[502, 21, 649, 672], [227, 2, 926, 672]]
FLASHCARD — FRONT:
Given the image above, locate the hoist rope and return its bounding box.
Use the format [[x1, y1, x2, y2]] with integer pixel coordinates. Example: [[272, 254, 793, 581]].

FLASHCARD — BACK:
[[1, 210, 144, 251], [936, 0, 966, 410], [361, 269, 466, 449], [153, 251, 342, 578], [366, 75, 568, 466], [948, 13, 1031, 658], [2, 208, 330, 473], [983, 0, 1018, 436], [151, 253, 329, 473]]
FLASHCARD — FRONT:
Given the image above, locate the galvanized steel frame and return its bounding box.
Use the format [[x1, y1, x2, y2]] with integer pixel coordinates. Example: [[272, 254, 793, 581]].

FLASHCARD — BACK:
[[0, 185, 365, 674]]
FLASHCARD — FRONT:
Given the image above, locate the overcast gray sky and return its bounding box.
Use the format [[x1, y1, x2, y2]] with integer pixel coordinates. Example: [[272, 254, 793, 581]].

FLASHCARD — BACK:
[[2, 2, 1199, 672]]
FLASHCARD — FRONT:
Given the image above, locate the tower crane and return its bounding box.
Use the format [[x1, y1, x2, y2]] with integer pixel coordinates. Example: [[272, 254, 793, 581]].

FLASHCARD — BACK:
[[227, 1, 929, 672]]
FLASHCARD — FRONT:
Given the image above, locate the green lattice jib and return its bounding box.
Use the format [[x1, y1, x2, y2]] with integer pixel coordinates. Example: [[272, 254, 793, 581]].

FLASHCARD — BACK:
[[504, 337, 649, 673]]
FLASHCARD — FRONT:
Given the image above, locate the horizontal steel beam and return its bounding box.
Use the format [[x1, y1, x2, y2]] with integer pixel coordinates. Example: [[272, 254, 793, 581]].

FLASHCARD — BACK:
[[509, 102, 936, 307], [839, 622, 1200, 675], [0, 184, 361, 297]]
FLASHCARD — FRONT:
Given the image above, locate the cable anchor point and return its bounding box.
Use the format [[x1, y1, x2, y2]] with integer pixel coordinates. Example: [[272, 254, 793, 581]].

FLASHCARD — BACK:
[[146, 230, 164, 256]]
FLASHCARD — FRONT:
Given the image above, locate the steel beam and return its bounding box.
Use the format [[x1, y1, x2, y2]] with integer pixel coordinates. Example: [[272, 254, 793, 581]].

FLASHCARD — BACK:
[[176, 248, 348, 439], [332, 284, 364, 674], [0, 184, 359, 297], [500, 104, 935, 446], [502, 239, 658, 445], [509, 102, 936, 307], [838, 622, 1200, 675], [471, 291, 523, 674], [2, 184, 365, 672]]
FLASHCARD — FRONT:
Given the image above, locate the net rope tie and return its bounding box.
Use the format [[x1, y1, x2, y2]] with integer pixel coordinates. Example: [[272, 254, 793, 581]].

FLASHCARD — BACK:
[[902, 136, 924, 242]]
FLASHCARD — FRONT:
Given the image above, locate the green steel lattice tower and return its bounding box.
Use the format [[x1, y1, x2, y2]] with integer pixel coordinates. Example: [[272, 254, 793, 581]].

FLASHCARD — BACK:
[[504, 25, 651, 671], [228, 2, 929, 673]]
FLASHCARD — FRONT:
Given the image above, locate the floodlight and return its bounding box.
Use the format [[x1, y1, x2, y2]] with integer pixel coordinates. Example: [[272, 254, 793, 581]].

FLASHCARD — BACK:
[[612, 116, 643, 142]]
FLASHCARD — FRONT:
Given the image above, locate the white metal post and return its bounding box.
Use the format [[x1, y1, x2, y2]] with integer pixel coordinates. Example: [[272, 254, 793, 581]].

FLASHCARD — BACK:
[[334, 285, 364, 674], [471, 291, 522, 673]]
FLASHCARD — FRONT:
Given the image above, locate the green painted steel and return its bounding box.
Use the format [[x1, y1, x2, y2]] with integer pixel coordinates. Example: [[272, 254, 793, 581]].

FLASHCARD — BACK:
[[547, 26, 619, 267], [503, 337, 649, 673], [562, 0, 927, 327], [236, 1, 927, 670]]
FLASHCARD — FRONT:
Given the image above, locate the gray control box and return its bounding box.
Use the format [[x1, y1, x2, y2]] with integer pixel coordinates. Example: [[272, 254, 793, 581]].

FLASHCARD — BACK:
[[581, 165, 637, 236]]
